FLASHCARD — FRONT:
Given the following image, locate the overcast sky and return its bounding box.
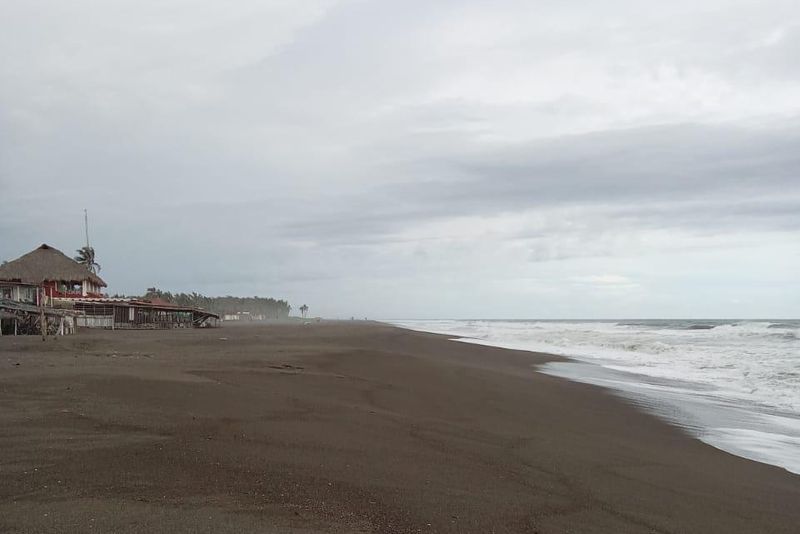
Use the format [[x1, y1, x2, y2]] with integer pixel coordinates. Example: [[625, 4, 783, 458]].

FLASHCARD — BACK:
[[2, 0, 799, 318]]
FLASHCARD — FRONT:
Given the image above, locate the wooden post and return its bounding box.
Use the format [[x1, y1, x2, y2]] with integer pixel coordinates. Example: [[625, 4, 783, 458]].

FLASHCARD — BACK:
[[38, 286, 46, 340]]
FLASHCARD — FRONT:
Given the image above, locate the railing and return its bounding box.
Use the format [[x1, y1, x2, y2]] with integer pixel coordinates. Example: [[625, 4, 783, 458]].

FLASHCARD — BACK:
[[48, 290, 104, 299], [76, 315, 114, 328]]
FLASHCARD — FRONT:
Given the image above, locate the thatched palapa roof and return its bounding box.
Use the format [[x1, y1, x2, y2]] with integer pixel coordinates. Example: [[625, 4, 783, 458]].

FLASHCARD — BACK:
[[0, 244, 106, 287]]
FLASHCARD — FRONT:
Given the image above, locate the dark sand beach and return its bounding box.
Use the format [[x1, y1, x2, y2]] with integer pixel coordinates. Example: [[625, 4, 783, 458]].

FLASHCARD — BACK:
[[1, 322, 798, 533]]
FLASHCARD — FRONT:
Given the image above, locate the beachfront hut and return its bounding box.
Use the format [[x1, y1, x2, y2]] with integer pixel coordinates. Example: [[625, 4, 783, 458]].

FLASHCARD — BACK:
[[65, 297, 220, 329], [0, 244, 103, 336], [0, 243, 218, 332], [0, 244, 106, 302]]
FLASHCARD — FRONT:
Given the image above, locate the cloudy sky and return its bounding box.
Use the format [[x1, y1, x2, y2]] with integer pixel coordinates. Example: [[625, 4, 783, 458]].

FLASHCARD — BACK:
[[2, 0, 799, 318]]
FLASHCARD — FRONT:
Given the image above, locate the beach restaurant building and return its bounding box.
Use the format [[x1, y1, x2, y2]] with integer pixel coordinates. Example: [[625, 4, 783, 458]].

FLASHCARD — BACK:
[[0, 244, 106, 303], [0, 244, 219, 334], [62, 297, 220, 329]]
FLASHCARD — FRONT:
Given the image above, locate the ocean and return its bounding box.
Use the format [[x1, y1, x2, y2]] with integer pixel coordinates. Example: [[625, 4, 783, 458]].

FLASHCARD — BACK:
[[390, 319, 800, 475]]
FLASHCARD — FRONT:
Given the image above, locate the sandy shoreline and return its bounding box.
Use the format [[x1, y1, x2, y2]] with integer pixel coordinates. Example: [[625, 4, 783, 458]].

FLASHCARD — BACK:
[[1, 322, 798, 533]]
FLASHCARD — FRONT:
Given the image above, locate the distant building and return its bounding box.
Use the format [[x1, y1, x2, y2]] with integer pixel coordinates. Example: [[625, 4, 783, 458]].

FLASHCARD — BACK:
[[0, 244, 106, 302], [222, 311, 266, 322]]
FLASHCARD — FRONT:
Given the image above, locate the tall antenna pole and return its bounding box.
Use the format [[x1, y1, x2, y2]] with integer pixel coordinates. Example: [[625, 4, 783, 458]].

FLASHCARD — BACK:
[[84, 209, 90, 248]]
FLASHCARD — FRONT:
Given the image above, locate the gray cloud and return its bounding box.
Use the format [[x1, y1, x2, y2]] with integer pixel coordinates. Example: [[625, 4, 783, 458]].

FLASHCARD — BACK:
[[2, 0, 799, 318], [270, 120, 800, 245]]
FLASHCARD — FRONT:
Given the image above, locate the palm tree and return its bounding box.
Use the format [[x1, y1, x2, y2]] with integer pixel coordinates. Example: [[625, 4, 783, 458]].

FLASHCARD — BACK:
[[299, 304, 309, 318], [74, 246, 101, 273]]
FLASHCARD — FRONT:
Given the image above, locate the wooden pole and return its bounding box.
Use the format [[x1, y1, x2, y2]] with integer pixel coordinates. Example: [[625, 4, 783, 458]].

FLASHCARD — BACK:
[[38, 287, 46, 341]]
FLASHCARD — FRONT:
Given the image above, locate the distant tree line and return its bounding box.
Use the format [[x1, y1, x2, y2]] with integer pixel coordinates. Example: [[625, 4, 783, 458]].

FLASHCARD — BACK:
[[137, 288, 292, 319]]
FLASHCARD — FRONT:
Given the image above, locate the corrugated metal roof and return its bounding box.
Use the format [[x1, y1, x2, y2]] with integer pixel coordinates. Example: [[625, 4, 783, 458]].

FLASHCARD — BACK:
[[61, 297, 219, 318]]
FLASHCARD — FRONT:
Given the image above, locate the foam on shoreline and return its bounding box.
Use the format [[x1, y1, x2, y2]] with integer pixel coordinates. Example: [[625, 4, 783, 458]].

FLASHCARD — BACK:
[[536, 358, 800, 475], [392, 319, 800, 475]]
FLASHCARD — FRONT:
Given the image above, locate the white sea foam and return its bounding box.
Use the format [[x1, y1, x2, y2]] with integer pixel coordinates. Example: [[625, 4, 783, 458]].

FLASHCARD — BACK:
[[391, 319, 800, 475], [708, 428, 800, 474]]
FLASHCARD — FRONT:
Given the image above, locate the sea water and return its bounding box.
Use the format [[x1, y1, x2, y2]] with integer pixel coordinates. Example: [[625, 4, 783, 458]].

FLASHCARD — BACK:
[[391, 319, 800, 475]]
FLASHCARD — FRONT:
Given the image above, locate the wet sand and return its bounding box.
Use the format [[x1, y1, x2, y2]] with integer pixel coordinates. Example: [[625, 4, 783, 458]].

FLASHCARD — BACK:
[[1, 321, 798, 533]]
